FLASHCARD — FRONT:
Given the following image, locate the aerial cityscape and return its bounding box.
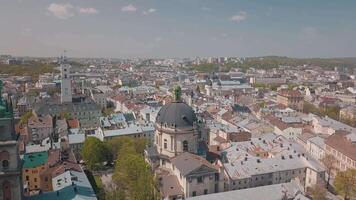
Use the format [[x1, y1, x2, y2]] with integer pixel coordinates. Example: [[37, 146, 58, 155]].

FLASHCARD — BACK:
[[0, 0, 356, 200]]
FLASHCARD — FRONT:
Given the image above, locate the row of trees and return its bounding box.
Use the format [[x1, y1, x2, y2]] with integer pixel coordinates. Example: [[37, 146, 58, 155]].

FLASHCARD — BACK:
[[303, 101, 356, 127], [303, 101, 340, 120], [81, 137, 158, 200], [0, 63, 57, 79]]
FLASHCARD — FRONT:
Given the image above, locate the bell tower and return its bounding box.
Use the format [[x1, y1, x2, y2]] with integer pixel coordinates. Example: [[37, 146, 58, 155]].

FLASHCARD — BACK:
[[60, 51, 72, 103], [0, 80, 22, 200]]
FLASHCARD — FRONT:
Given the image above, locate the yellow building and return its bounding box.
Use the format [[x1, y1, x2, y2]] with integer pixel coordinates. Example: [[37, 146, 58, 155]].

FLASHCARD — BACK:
[[22, 151, 48, 192]]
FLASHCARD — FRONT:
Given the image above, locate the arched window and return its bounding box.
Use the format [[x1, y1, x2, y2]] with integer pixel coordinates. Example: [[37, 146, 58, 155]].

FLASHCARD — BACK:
[[2, 160, 9, 170], [183, 140, 188, 151], [3, 181, 11, 200]]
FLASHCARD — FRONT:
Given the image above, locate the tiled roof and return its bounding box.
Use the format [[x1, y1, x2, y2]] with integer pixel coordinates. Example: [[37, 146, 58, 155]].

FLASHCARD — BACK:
[[23, 151, 48, 168], [325, 132, 356, 161], [170, 152, 217, 176]]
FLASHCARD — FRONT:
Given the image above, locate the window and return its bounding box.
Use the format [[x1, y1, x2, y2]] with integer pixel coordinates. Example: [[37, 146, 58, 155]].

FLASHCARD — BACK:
[[3, 181, 11, 200], [2, 160, 9, 169], [197, 176, 203, 183], [215, 173, 219, 181], [34, 178, 37, 182], [164, 139, 167, 149], [183, 140, 188, 151], [170, 136, 174, 150], [26, 176, 29, 181], [192, 191, 197, 197]]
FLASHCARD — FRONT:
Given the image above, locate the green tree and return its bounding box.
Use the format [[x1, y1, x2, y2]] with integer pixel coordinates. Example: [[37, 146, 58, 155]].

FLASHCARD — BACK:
[[106, 137, 147, 160], [334, 169, 356, 200], [60, 111, 72, 120], [81, 137, 110, 170], [102, 107, 115, 117], [113, 149, 157, 200], [105, 188, 125, 200], [108, 137, 157, 200], [107, 137, 134, 160], [20, 111, 33, 125]]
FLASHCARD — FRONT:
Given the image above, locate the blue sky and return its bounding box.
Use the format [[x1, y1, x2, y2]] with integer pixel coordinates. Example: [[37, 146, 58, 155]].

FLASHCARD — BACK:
[[1, 0, 356, 58]]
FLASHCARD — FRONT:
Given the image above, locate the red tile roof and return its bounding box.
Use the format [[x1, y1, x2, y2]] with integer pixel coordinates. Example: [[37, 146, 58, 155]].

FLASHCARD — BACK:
[[67, 119, 80, 129]]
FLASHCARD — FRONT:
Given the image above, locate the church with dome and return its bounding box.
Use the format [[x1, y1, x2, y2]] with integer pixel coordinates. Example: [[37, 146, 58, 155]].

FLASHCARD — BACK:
[[146, 86, 224, 200], [154, 86, 199, 158]]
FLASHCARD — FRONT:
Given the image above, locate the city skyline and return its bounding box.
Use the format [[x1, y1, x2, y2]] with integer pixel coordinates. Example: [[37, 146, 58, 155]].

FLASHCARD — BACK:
[[1, 0, 356, 58]]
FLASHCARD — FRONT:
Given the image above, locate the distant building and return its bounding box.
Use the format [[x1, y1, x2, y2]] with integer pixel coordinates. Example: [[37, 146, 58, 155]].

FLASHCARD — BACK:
[[277, 90, 304, 112], [90, 89, 107, 109], [6, 58, 22, 65], [34, 101, 101, 129], [250, 77, 287, 85]]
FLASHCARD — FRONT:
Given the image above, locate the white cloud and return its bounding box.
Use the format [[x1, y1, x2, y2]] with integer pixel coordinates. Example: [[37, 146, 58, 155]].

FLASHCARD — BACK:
[[143, 8, 156, 15], [230, 11, 247, 22], [121, 4, 137, 12], [202, 7, 212, 11], [78, 7, 98, 14], [47, 3, 74, 19]]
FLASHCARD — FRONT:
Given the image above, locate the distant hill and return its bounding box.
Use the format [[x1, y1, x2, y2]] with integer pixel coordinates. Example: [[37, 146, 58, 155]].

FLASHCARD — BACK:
[[190, 56, 356, 73]]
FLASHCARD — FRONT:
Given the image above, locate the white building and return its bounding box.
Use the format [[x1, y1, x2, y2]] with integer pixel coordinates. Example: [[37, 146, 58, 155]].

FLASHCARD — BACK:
[[221, 133, 325, 192], [306, 136, 325, 161]]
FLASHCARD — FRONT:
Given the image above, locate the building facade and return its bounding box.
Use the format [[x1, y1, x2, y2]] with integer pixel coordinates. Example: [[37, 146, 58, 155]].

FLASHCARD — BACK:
[[325, 132, 356, 174], [0, 81, 23, 200], [277, 90, 304, 112]]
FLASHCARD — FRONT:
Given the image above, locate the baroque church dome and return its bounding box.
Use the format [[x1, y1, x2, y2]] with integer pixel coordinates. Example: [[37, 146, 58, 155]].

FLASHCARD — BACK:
[[156, 102, 196, 129], [156, 85, 197, 129]]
